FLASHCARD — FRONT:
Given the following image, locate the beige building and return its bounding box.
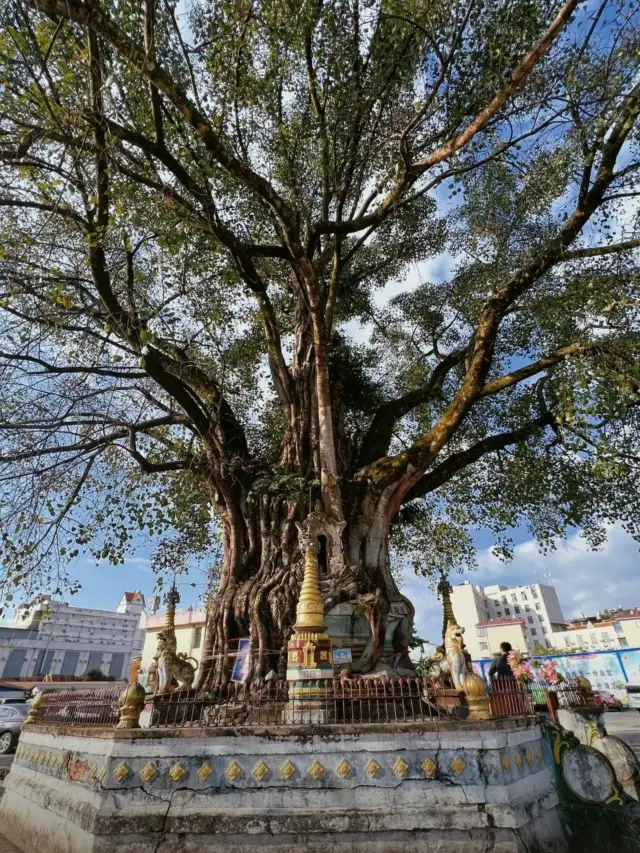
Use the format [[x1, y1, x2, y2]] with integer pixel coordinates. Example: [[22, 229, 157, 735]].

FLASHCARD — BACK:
[[138, 608, 207, 689], [551, 608, 640, 653], [451, 581, 565, 659], [476, 618, 528, 657]]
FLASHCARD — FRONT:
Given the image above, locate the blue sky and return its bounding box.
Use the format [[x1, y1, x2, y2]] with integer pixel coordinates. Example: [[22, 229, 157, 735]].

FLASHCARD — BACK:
[[57, 519, 640, 648]]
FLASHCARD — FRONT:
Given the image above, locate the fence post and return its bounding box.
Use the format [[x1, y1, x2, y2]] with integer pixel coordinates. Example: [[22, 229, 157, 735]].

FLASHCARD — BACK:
[[116, 682, 146, 729], [546, 689, 559, 722], [25, 690, 46, 725]]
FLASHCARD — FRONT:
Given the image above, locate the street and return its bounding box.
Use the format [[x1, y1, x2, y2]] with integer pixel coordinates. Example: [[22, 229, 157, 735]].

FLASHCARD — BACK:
[[603, 709, 640, 757]]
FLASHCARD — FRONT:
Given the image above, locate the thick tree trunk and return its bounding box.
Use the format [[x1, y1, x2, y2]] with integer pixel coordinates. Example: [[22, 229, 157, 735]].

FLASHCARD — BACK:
[[198, 491, 412, 690]]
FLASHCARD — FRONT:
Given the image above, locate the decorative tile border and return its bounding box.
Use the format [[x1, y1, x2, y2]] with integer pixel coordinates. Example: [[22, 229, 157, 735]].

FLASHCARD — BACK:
[[14, 737, 548, 791]]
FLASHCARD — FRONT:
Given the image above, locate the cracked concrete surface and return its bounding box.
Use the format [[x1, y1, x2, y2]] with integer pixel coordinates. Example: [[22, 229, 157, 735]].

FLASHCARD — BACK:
[[0, 720, 568, 853]]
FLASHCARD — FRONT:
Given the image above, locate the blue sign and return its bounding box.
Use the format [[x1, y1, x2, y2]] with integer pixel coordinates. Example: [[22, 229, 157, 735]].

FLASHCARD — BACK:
[[230, 638, 251, 683], [333, 648, 352, 664]]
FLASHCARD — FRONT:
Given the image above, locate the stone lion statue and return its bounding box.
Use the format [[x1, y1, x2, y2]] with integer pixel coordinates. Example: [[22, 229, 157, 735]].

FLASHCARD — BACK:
[[155, 629, 198, 692], [423, 621, 468, 690]]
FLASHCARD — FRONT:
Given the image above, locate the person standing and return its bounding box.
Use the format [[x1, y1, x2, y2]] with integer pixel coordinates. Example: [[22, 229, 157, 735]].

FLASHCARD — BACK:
[[489, 642, 513, 679]]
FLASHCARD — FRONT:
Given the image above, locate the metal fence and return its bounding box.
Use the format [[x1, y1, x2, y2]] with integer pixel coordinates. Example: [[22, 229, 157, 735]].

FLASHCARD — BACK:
[[37, 685, 122, 727], [148, 677, 452, 728], [30, 676, 590, 730]]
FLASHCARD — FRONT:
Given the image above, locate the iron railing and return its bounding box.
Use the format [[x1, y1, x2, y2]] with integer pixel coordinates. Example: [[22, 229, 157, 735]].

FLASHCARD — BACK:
[[36, 685, 122, 727], [148, 677, 461, 728], [29, 676, 590, 730], [489, 676, 587, 717]]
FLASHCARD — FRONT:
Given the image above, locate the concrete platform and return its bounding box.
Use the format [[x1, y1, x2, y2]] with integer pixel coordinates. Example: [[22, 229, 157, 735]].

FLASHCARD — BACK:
[[0, 719, 567, 853]]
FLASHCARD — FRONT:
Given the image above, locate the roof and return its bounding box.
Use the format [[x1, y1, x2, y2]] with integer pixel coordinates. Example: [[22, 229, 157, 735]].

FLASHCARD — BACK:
[[476, 618, 526, 628], [123, 591, 146, 604], [140, 609, 207, 630]]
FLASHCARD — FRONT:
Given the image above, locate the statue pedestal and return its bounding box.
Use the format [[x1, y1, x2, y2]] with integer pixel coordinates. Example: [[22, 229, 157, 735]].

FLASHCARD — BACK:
[[2, 718, 569, 853]]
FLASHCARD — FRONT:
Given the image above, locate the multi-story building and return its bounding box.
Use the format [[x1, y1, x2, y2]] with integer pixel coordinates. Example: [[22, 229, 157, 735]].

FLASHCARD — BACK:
[[550, 608, 640, 653], [451, 581, 565, 659], [0, 591, 146, 679], [138, 607, 207, 689], [452, 580, 640, 659]]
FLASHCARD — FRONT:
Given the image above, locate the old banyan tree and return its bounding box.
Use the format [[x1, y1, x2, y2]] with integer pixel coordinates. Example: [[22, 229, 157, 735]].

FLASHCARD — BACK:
[[0, 0, 639, 686]]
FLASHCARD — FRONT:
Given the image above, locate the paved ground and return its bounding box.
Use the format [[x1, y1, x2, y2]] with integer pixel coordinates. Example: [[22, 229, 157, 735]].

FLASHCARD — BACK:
[[604, 708, 640, 757]]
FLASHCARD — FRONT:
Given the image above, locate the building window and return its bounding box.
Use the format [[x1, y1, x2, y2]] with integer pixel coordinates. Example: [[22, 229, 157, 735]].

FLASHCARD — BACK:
[[535, 603, 541, 610], [527, 615, 534, 624], [542, 627, 548, 634], [514, 606, 520, 614], [531, 629, 537, 636], [525, 605, 531, 612], [193, 627, 203, 649], [521, 592, 528, 601], [493, 600, 499, 606], [620, 638, 629, 648], [479, 642, 488, 651], [589, 634, 598, 645], [601, 632, 611, 641], [502, 596, 508, 604], [476, 628, 487, 637], [532, 589, 538, 599], [511, 594, 517, 603], [496, 611, 502, 617], [614, 623, 623, 633], [504, 608, 511, 616], [576, 634, 584, 644], [565, 637, 572, 647]]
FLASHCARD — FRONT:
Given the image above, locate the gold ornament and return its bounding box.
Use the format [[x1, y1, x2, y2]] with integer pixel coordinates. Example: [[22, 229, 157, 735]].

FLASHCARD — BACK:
[[307, 760, 325, 781], [336, 759, 352, 779], [525, 749, 534, 767], [450, 756, 466, 775], [225, 761, 243, 782], [116, 682, 146, 729], [514, 752, 523, 769], [502, 754, 511, 772], [280, 759, 297, 780], [392, 757, 409, 778], [535, 745, 543, 763], [140, 763, 158, 783], [293, 540, 326, 632], [98, 764, 107, 782], [421, 757, 437, 777], [462, 671, 492, 720], [113, 763, 130, 783], [197, 762, 213, 782], [253, 761, 270, 782], [25, 690, 45, 725], [364, 759, 381, 778], [169, 763, 186, 783], [90, 762, 98, 780]]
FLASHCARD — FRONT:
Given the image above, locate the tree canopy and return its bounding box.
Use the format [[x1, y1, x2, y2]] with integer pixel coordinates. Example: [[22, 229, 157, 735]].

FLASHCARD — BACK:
[[0, 0, 638, 649]]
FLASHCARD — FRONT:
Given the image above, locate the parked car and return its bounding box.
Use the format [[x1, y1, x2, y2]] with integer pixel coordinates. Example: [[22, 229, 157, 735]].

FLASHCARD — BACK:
[[593, 690, 623, 711], [0, 703, 30, 753], [625, 684, 640, 713]]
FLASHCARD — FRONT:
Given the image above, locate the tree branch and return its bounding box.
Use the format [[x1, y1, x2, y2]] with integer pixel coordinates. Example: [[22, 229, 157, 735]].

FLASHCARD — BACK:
[[402, 413, 555, 504]]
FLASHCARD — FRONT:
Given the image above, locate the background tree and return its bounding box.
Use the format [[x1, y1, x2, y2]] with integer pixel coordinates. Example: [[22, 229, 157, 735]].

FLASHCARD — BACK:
[[0, 0, 639, 684]]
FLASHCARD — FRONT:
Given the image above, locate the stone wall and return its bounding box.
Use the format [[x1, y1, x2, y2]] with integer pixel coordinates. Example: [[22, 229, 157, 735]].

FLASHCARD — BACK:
[[0, 718, 567, 853]]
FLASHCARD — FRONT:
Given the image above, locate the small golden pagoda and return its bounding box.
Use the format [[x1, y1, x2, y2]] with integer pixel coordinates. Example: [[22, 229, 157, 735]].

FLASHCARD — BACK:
[[286, 515, 334, 696]]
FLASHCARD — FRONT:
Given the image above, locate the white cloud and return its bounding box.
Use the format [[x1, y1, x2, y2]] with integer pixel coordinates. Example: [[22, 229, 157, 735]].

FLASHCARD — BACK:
[[403, 523, 640, 645]]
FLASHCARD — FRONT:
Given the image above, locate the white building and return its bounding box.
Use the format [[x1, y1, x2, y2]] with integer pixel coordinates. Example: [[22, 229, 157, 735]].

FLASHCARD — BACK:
[[550, 608, 640, 653], [0, 591, 146, 680], [451, 581, 565, 659]]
